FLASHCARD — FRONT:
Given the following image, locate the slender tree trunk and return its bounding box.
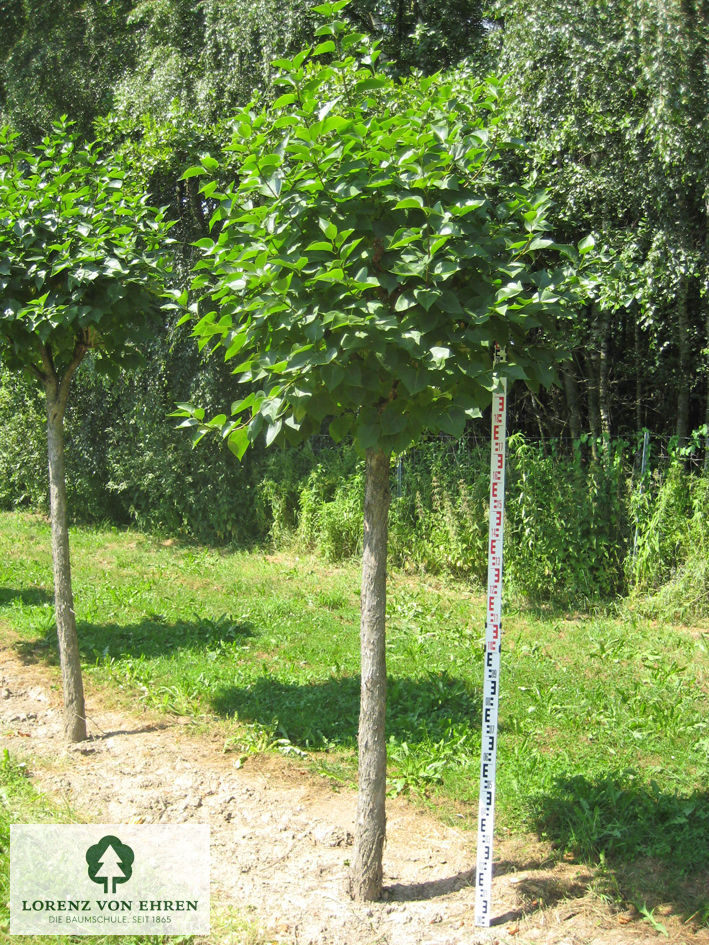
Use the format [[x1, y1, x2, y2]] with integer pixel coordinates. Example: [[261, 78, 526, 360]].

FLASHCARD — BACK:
[[44, 370, 86, 743], [562, 359, 582, 441], [584, 348, 601, 460], [598, 307, 612, 439], [634, 314, 644, 434], [395, 0, 404, 62], [705, 303, 709, 470], [350, 448, 390, 902], [677, 275, 691, 446], [703, 197, 709, 470]]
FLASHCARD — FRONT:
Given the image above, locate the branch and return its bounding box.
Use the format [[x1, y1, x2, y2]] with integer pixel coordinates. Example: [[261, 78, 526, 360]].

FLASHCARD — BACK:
[[57, 340, 89, 412], [39, 344, 57, 386], [28, 362, 48, 384]]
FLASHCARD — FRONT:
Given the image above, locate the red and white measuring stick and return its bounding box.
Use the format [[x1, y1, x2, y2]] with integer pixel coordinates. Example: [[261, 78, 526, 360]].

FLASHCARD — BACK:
[[474, 376, 508, 927]]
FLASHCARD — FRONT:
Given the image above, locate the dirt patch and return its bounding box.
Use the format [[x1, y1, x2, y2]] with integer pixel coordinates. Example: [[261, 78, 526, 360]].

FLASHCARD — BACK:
[[0, 647, 706, 945]]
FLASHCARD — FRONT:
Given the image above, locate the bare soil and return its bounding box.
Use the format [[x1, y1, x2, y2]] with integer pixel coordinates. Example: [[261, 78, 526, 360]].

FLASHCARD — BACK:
[[1, 646, 706, 945]]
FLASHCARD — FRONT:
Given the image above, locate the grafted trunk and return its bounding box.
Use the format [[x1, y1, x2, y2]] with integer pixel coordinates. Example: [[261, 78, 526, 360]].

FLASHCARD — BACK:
[[350, 448, 390, 901], [42, 346, 87, 744]]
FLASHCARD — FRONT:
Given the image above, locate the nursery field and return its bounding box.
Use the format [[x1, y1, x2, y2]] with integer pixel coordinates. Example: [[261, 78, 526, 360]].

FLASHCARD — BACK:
[[1, 511, 708, 942]]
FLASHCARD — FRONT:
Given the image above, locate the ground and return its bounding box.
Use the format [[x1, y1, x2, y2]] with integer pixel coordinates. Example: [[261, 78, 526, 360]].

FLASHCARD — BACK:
[[1, 646, 706, 945]]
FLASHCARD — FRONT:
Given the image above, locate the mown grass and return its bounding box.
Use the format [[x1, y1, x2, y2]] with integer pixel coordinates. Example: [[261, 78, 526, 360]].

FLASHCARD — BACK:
[[1, 511, 708, 927]]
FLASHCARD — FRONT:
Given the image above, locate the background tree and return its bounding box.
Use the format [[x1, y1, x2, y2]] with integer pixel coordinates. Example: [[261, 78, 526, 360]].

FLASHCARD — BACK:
[[0, 120, 172, 741], [0, 0, 134, 140], [491, 0, 709, 445], [177, 2, 581, 898]]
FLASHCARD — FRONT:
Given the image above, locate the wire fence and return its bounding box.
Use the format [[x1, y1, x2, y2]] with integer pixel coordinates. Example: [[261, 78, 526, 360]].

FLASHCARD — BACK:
[[309, 429, 708, 501]]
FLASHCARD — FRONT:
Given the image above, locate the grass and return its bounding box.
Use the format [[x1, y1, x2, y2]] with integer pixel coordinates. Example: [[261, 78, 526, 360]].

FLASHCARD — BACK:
[[1, 510, 708, 928]]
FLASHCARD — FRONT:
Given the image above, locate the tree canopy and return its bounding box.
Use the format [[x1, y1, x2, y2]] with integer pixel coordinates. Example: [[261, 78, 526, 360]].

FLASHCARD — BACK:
[[176, 15, 581, 458]]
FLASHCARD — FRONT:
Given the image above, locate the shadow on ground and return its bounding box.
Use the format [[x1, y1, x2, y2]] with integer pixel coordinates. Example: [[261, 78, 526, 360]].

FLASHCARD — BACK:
[[14, 614, 257, 665], [12, 607, 482, 750], [210, 671, 482, 749], [0, 586, 54, 607], [530, 772, 709, 927]]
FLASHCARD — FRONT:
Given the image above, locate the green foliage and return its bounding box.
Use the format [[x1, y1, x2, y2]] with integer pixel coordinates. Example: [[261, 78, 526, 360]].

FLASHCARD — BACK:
[[0, 0, 134, 139], [0, 119, 172, 380], [388, 444, 489, 578], [115, 0, 314, 124], [631, 461, 709, 619], [179, 6, 577, 459], [505, 436, 630, 602], [255, 437, 633, 601], [0, 368, 47, 510]]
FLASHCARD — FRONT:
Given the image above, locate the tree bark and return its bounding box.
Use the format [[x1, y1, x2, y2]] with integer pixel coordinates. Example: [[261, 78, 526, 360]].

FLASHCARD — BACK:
[[597, 307, 612, 439], [705, 304, 709, 470], [584, 350, 601, 461], [676, 275, 691, 447], [634, 313, 644, 434], [350, 448, 390, 902], [43, 349, 87, 743], [562, 358, 582, 441]]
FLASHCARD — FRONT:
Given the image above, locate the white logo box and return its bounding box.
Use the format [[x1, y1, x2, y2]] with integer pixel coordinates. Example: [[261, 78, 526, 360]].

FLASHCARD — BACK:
[[10, 824, 210, 935]]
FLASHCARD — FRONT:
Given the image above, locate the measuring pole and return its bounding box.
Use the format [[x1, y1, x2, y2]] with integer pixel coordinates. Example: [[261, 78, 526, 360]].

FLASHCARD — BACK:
[[474, 375, 508, 927]]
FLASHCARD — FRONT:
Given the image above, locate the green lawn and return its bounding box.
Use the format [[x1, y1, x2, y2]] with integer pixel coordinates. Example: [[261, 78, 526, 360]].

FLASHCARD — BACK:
[[1, 511, 708, 926]]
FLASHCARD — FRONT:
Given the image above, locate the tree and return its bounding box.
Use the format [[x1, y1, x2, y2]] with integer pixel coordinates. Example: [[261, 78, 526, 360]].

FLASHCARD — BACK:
[[178, 2, 578, 897], [491, 0, 709, 446], [0, 120, 172, 741], [0, 0, 134, 140]]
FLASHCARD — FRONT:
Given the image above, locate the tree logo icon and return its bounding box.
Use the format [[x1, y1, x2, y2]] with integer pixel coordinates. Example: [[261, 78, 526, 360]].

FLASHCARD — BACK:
[[86, 835, 134, 894]]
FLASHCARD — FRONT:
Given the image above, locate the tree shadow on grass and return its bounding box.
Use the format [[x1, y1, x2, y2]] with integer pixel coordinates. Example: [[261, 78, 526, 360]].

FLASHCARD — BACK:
[[13, 614, 256, 666], [530, 772, 709, 927], [209, 671, 482, 750], [12, 613, 481, 751], [0, 586, 54, 607]]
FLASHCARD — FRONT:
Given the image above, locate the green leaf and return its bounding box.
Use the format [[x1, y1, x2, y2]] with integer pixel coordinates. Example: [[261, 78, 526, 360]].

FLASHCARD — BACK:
[[318, 218, 338, 241], [305, 241, 334, 252], [313, 40, 336, 56], [354, 77, 388, 93], [430, 346, 451, 364], [329, 412, 352, 441], [227, 427, 250, 460], [265, 418, 283, 447]]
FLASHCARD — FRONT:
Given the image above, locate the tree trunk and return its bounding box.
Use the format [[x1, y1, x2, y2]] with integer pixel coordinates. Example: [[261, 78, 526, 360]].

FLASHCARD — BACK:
[[562, 359, 582, 441], [584, 347, 601, 461], [350, 448, 390, 902], [677, 275, 691, 446], [597, 307, 612, 439], [705, 303, 709, 470], [45, 380, 87, 743], [703, 197, 709, 470], [634, 314, 644, 434]]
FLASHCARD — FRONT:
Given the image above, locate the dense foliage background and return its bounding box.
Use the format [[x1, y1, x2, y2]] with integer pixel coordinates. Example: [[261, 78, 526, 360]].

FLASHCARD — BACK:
[[1, 0, 708, 612]]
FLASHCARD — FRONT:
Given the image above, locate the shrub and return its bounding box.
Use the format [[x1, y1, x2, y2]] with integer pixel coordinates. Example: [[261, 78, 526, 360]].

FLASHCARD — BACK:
[[504, 436, 630, 603]]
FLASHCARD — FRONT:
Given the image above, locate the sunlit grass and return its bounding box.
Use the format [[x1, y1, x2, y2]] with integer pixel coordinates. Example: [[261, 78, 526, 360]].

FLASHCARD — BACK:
[[1, 510, 707, 925]]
